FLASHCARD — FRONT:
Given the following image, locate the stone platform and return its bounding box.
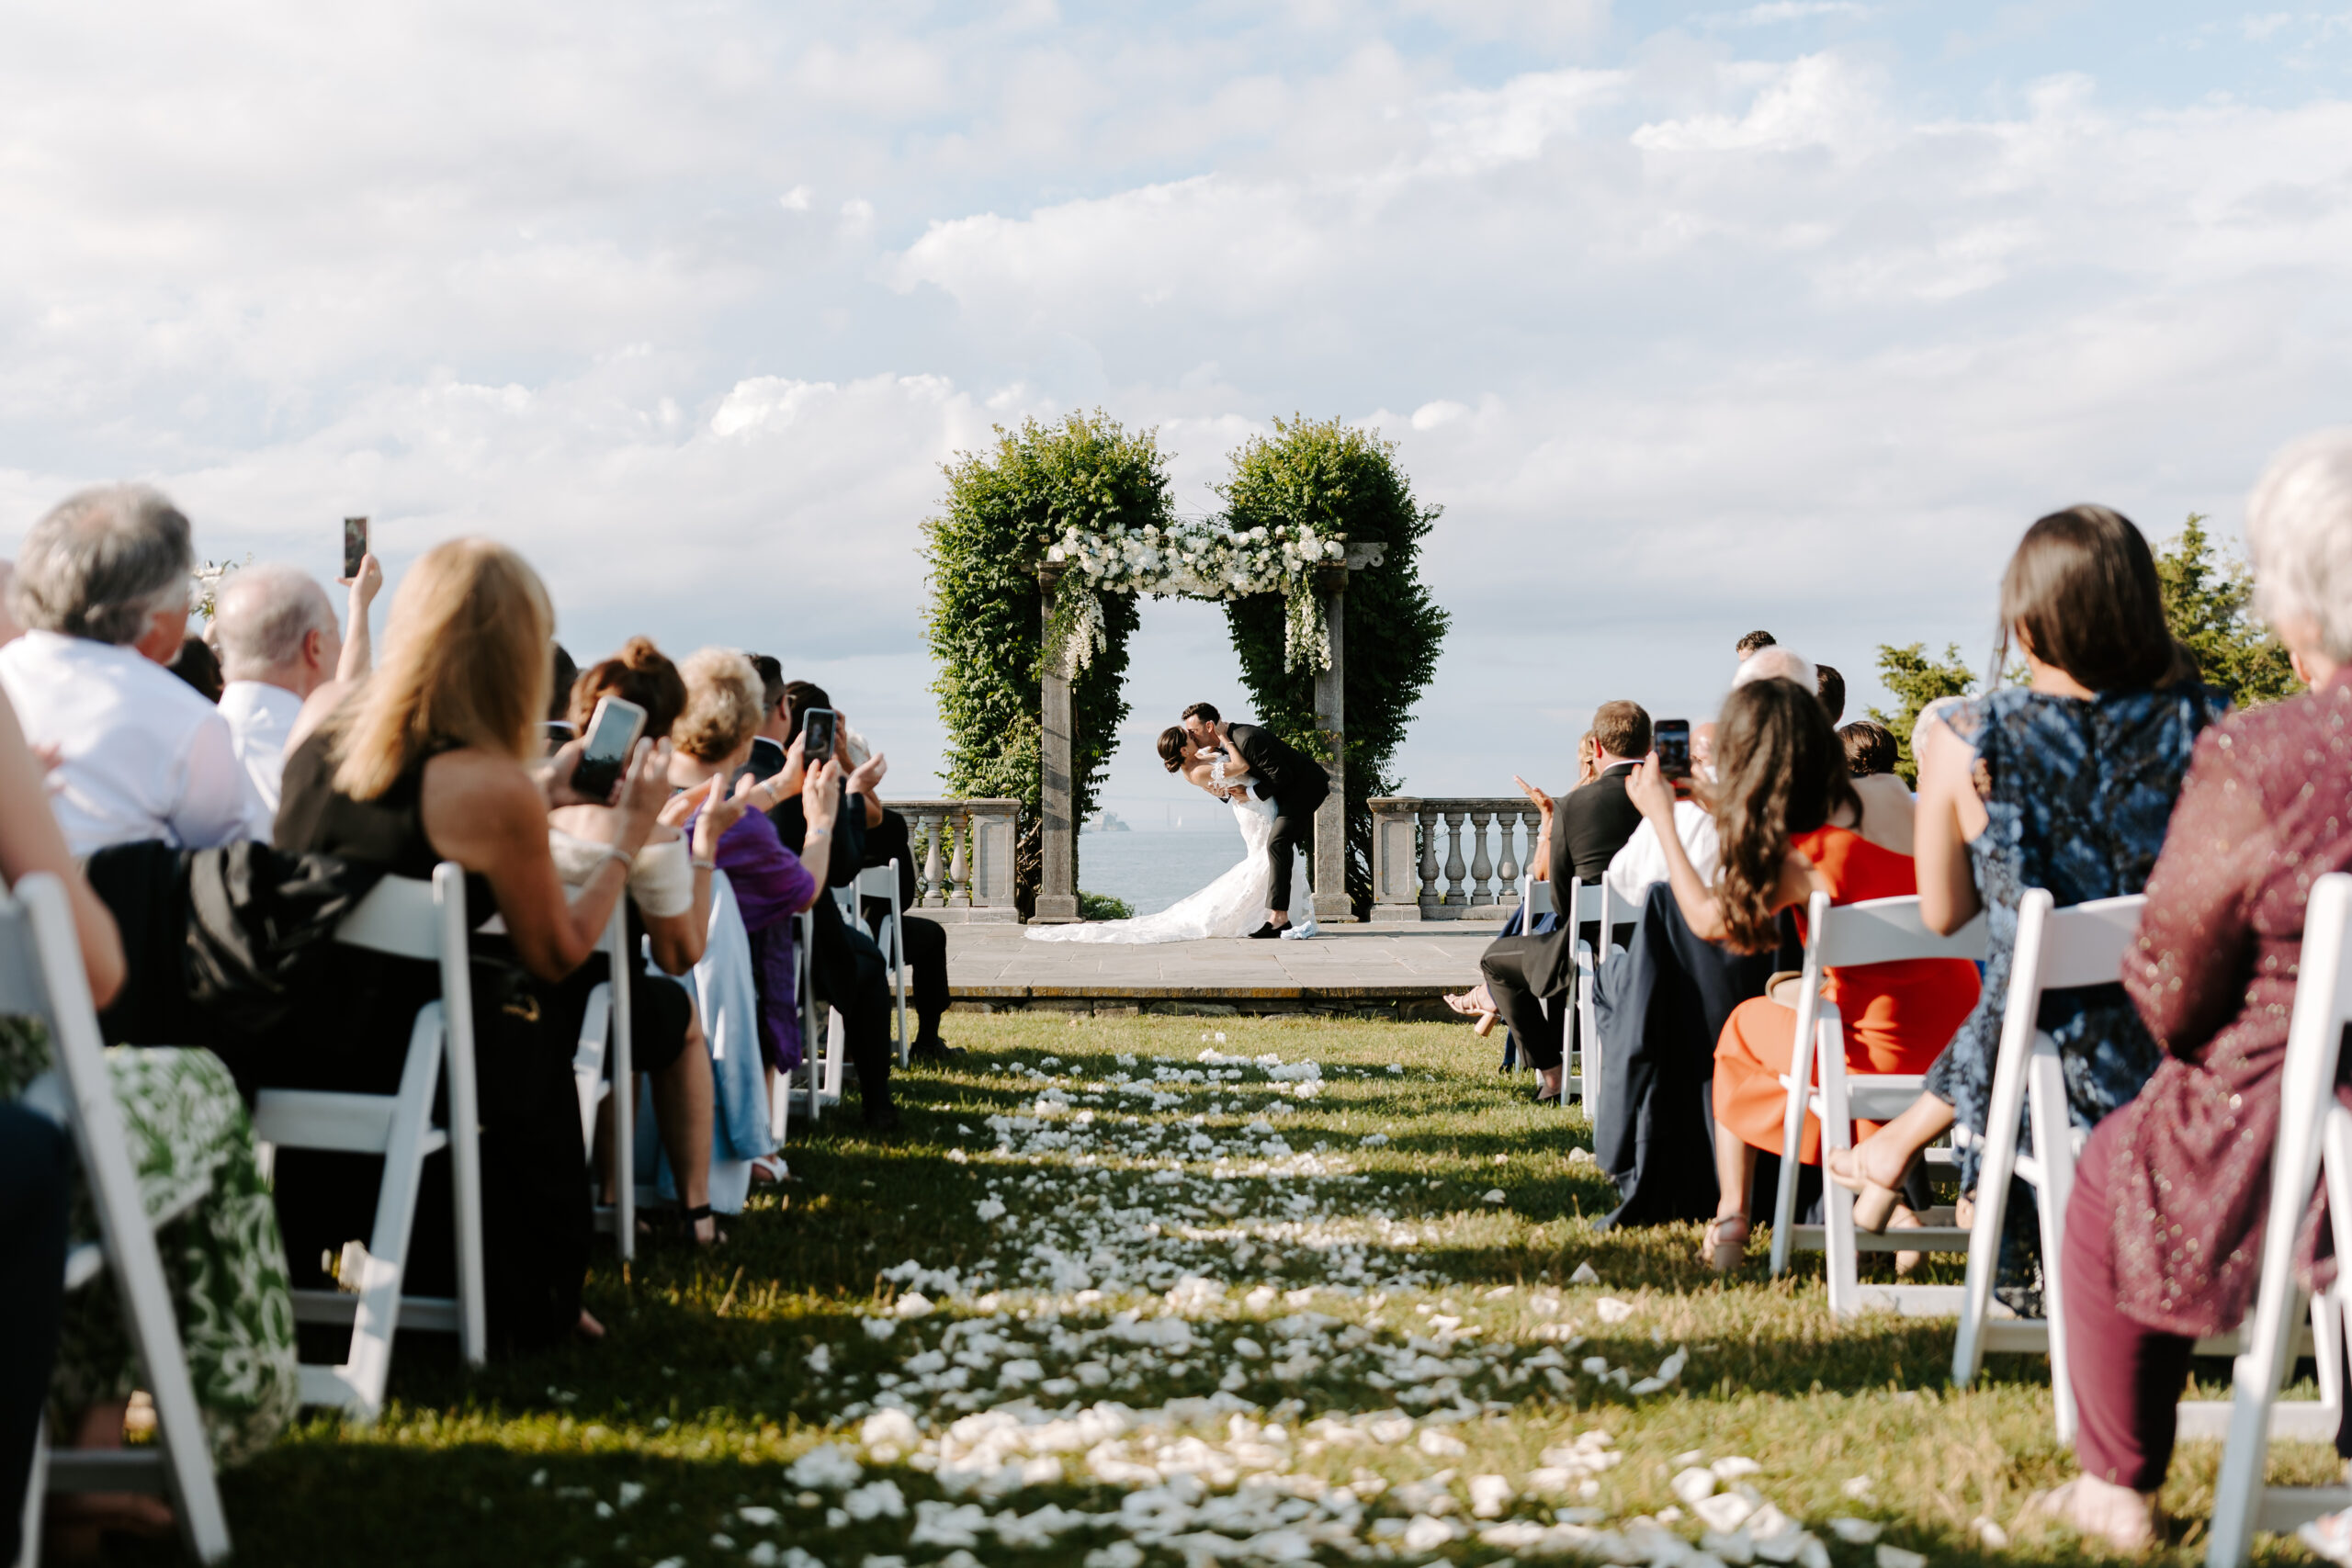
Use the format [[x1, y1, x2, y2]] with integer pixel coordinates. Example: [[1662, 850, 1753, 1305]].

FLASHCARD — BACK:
[[944, 919, 1505, 1019]]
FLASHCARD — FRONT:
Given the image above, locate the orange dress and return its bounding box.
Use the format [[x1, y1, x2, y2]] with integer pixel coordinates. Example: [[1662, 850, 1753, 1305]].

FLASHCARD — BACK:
[[1713, 826, 1981, 1162]]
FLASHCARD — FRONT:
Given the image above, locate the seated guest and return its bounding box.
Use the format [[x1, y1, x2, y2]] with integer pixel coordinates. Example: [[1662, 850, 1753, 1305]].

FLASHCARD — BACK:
[[1626, 676, 1980, 1270], [1820, 508, 2223, 1260], [213, 558, 380, 821], [0, 485, 258, 855], [744, 653, 790, 780], [1735, 629, 1776, 663], [773, 681, 957, 1070], [0, 682, 297, 1537], [1477, 700, 1651, 1100], [2029, 441, 2351, 1551], [1839, 719, 1897, 777], [166, 636, 222, 703], [547, 642, 578, 742], [1815, 663, 1845, 725], [275, 538, 671, 1349], [551, 637, 742, 1244]]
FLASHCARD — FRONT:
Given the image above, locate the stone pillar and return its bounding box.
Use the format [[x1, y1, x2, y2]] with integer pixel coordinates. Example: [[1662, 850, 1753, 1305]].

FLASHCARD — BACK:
[[1311, 561, 1352, 923], [1033, 566, 1080, 923]]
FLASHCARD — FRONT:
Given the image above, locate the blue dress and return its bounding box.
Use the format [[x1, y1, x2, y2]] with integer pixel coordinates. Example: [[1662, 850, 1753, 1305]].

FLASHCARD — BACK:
[[1925, 683, 2229, 1191]]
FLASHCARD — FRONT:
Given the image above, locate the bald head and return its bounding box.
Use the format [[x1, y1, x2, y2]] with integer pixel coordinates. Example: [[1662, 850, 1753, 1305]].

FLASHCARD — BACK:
[[213, 562, 341, 696]]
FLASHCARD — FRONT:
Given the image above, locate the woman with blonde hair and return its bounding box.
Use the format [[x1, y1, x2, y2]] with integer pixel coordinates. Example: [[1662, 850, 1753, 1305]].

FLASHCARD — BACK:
[[271, 538, 670, 1348]]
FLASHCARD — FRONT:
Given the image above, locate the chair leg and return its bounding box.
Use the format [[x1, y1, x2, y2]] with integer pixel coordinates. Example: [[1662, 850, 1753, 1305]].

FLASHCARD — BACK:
[[16, 1419, 46, 1568], [1953, 1028, 2031, 1390], [2025, 1043, 2079, 1444], [340, 1022, 445, 1422], [1818, 1022, 1861, 1317]]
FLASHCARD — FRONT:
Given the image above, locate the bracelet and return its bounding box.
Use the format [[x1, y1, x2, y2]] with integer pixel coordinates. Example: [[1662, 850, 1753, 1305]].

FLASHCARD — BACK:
[[691, 856, 716, 871], [596, 846, 635, 874]]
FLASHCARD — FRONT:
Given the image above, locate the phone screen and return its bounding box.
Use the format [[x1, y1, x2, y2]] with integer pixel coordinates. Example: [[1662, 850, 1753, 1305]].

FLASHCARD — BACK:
[[570, 695, 647, 799], [1655, 719, 1692, 781], [800, 706, 837, 764], [343, 516, 368, 579]]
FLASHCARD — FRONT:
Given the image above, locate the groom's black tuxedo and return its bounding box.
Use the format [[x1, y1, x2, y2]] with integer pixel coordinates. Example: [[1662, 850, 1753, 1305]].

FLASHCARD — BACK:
[[1224, 722, 1329, 914]]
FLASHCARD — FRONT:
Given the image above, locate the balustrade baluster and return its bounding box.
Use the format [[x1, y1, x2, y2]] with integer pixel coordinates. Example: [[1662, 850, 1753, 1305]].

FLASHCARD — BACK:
[[1442, 809, 1469, 908], [1417, 806, 1442, 917], [949, 809, 972, 907], [1467, 807, 1496, 908], [919, 811, 945, 907], [1496, 808, 1521, 915]]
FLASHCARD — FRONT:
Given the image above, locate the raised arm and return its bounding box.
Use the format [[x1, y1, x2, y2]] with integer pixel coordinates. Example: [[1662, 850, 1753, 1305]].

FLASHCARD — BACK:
[[336, 553, 382, 683]]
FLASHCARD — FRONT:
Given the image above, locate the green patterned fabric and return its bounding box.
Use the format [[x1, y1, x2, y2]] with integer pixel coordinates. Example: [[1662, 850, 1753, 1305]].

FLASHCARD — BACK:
[[1, 1018, 299, 1464]]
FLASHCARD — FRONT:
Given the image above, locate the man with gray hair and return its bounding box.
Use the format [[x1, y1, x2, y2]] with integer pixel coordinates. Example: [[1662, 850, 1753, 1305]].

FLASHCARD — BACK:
[[0, 484, 260, 853], [212, 554, 379, 818]]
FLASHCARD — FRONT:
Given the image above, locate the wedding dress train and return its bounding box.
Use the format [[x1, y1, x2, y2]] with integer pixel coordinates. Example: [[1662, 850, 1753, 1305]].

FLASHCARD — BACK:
[[1027, 792, 1319, 944]]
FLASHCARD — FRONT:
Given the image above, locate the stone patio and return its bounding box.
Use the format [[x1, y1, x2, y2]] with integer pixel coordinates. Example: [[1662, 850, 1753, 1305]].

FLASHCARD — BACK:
[[944, 919, 1507, 1017]]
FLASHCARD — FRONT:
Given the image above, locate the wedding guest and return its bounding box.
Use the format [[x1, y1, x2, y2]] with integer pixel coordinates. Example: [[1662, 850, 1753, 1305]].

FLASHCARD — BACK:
[[1735, 629, 1777, 662], [214, 558, 381, 820], [1821, 508, 2223, 1262], [745, 653, 790, 780], [1626, 676, 1979, 1269], [1477, 701, 1651, 1100], [0, 486, 258, 855], [274, 538, 670, 1349], [1839, 720, 1898, 778], [0, 682, 297, 1541], [2024, 443, 2352, 1551]]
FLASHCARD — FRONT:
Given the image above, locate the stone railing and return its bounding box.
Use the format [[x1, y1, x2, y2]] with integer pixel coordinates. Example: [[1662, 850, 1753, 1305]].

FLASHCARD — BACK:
[[895, 799, 1023, 922], [1365, 797, 1543, 922]]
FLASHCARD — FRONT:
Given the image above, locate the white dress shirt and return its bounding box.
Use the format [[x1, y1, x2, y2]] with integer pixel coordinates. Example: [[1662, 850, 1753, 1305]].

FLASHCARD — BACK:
[[218, 680, 305, 830], [1604, 798, 1722, 907], [0, 630, 263, 856]]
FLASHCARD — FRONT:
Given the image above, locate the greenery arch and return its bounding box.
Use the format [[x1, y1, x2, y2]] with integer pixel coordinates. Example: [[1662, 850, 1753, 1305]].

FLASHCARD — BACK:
[[923, 411, 1448, 917]]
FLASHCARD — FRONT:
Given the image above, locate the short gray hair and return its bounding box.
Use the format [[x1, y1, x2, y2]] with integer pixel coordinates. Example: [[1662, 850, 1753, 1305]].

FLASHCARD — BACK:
[[2246, 428, 2352, 663], [213, 562, 334, 678], [12, 484, 195, 645]]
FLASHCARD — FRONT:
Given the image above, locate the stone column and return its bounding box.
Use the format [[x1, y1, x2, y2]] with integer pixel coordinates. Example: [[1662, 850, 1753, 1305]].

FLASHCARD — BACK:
[[1032, 565, 1080, 923], [1311, 559, 1351, 922]]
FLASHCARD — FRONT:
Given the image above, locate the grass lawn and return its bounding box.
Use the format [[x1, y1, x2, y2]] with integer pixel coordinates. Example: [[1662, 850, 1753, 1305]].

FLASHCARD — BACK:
[[141, 1015, 2344, 1565]]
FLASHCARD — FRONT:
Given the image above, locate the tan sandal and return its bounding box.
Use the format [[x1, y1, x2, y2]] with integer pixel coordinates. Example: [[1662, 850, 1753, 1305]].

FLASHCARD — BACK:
[[1827, 1145, 1919, 1235], [1701, 1213, 1750, 1273]]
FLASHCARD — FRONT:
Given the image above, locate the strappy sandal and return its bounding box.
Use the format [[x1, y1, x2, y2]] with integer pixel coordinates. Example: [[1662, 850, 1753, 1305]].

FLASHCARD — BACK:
[[1826, 1145, 1921, 1235], [683, 1203, 727, 1248], [1700, 1213, 1749, 1272]]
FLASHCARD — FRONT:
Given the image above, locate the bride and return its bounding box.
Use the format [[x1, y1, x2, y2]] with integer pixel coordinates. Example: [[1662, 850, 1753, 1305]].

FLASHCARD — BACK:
[[1027, 728, 1318, 944]]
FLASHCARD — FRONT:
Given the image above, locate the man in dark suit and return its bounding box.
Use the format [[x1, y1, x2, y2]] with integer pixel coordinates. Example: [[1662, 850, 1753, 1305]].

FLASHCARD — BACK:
[[1479, 699, 1653, 1100], [1181, 701, 1329, 938]]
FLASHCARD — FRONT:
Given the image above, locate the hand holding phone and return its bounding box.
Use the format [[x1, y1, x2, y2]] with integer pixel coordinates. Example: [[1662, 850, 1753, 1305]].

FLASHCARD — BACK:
[[343, 517, 369, 581], [571, 695, 650, 801]]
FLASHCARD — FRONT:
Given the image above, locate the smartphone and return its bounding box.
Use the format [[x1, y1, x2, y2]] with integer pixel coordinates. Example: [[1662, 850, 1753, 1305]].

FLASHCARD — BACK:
[[342, 516, 368, 579], [799, 705, 837, 765], [1655, 718, 1692, 782], [570, 695, 648, 800]]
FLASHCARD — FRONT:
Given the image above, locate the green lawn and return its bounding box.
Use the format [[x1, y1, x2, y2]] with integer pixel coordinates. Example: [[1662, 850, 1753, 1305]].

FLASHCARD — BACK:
[[144, 1016, 2345, 1565]]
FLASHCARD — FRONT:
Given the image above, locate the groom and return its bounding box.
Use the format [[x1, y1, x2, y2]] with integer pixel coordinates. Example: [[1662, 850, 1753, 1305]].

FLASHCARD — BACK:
[[1181, 702, 1329, 938]]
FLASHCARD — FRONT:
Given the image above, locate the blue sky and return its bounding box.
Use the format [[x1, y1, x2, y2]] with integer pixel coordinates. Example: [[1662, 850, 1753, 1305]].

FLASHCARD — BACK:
[[2, 2, 2348, 823]]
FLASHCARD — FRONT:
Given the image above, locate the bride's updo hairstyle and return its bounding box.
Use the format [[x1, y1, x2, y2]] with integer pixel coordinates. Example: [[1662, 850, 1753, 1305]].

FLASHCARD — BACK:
[[1158, 727, 1189, 773]]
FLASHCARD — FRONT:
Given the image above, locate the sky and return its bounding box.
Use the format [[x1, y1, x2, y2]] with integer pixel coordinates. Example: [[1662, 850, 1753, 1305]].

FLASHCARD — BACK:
[[4, 2, 2350, 827]]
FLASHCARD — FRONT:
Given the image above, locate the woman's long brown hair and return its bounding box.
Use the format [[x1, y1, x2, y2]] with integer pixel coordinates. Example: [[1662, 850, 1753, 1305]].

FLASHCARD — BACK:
[[1711, 677, 1859, 953]]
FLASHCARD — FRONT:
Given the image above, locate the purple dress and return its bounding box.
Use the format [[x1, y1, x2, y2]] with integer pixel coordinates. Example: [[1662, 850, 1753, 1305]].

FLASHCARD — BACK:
[[696, 807, 816, 1072]]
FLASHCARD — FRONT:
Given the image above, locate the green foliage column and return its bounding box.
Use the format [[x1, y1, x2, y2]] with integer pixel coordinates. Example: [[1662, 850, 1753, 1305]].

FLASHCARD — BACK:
[[923, 412, 1170, 914], [1219, 418, 1449, 915], [2155, 513, 2301, 705]]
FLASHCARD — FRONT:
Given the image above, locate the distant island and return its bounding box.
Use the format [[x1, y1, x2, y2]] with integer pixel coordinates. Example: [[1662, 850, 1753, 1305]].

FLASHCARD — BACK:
[[1086, 810, 1133, 833]]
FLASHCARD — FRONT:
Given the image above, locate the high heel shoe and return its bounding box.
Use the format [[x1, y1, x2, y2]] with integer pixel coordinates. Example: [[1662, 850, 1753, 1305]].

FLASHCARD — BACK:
[[1700, 1213, 1749, 1272], [1826, 1145, 1921, 1235]]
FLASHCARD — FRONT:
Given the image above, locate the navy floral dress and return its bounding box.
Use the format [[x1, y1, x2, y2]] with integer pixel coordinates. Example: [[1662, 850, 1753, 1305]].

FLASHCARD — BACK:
[[1923, 684, 2227, 1305]]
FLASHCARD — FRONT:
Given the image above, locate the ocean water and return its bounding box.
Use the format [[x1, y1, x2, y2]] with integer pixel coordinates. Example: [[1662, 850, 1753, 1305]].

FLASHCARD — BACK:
[[1078, 829, 1252, 916]]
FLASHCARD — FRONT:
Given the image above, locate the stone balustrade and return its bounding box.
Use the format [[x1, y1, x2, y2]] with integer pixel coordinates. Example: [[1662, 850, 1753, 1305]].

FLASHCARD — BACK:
[[894, 799, 1023, 921], [1365, 796, 1544, 922]]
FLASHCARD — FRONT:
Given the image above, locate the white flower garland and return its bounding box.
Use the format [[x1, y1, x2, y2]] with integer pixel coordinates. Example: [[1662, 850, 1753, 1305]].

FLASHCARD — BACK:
[[1043, 518, 1346, 677]]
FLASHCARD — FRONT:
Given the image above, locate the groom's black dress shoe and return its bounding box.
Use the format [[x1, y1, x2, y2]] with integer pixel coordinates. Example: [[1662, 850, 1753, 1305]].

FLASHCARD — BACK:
[[1248, 922, 1284, 939]]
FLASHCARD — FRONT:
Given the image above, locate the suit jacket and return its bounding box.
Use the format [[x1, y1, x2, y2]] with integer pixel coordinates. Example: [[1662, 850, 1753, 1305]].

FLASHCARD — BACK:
[[1227, 722, 1329, 811]]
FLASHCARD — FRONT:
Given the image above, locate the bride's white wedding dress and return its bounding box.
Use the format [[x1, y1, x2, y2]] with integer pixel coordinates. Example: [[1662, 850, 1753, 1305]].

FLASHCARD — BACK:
[[1027, 791, 1319, 944]]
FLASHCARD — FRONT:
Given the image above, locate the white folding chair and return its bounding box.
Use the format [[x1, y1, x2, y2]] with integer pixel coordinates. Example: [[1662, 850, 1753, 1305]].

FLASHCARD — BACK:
[[6, 873, 231, 1565], [1767, 892, 1988, 1315], [836, 861, 908, 1066], [1513, 879, 1555, 1083], [1946, 892, 2337, 1443], [786, 908, 844, 1121], [251, 863, 487, 1421], [2207, 872, 2352, 1567], [1566, 878, 1619, 1107], [573, 902, 634, 1262]]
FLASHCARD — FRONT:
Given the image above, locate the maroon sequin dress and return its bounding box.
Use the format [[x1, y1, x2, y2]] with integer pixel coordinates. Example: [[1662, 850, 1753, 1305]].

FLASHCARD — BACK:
[[2109, 671, 2352, 1337]]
